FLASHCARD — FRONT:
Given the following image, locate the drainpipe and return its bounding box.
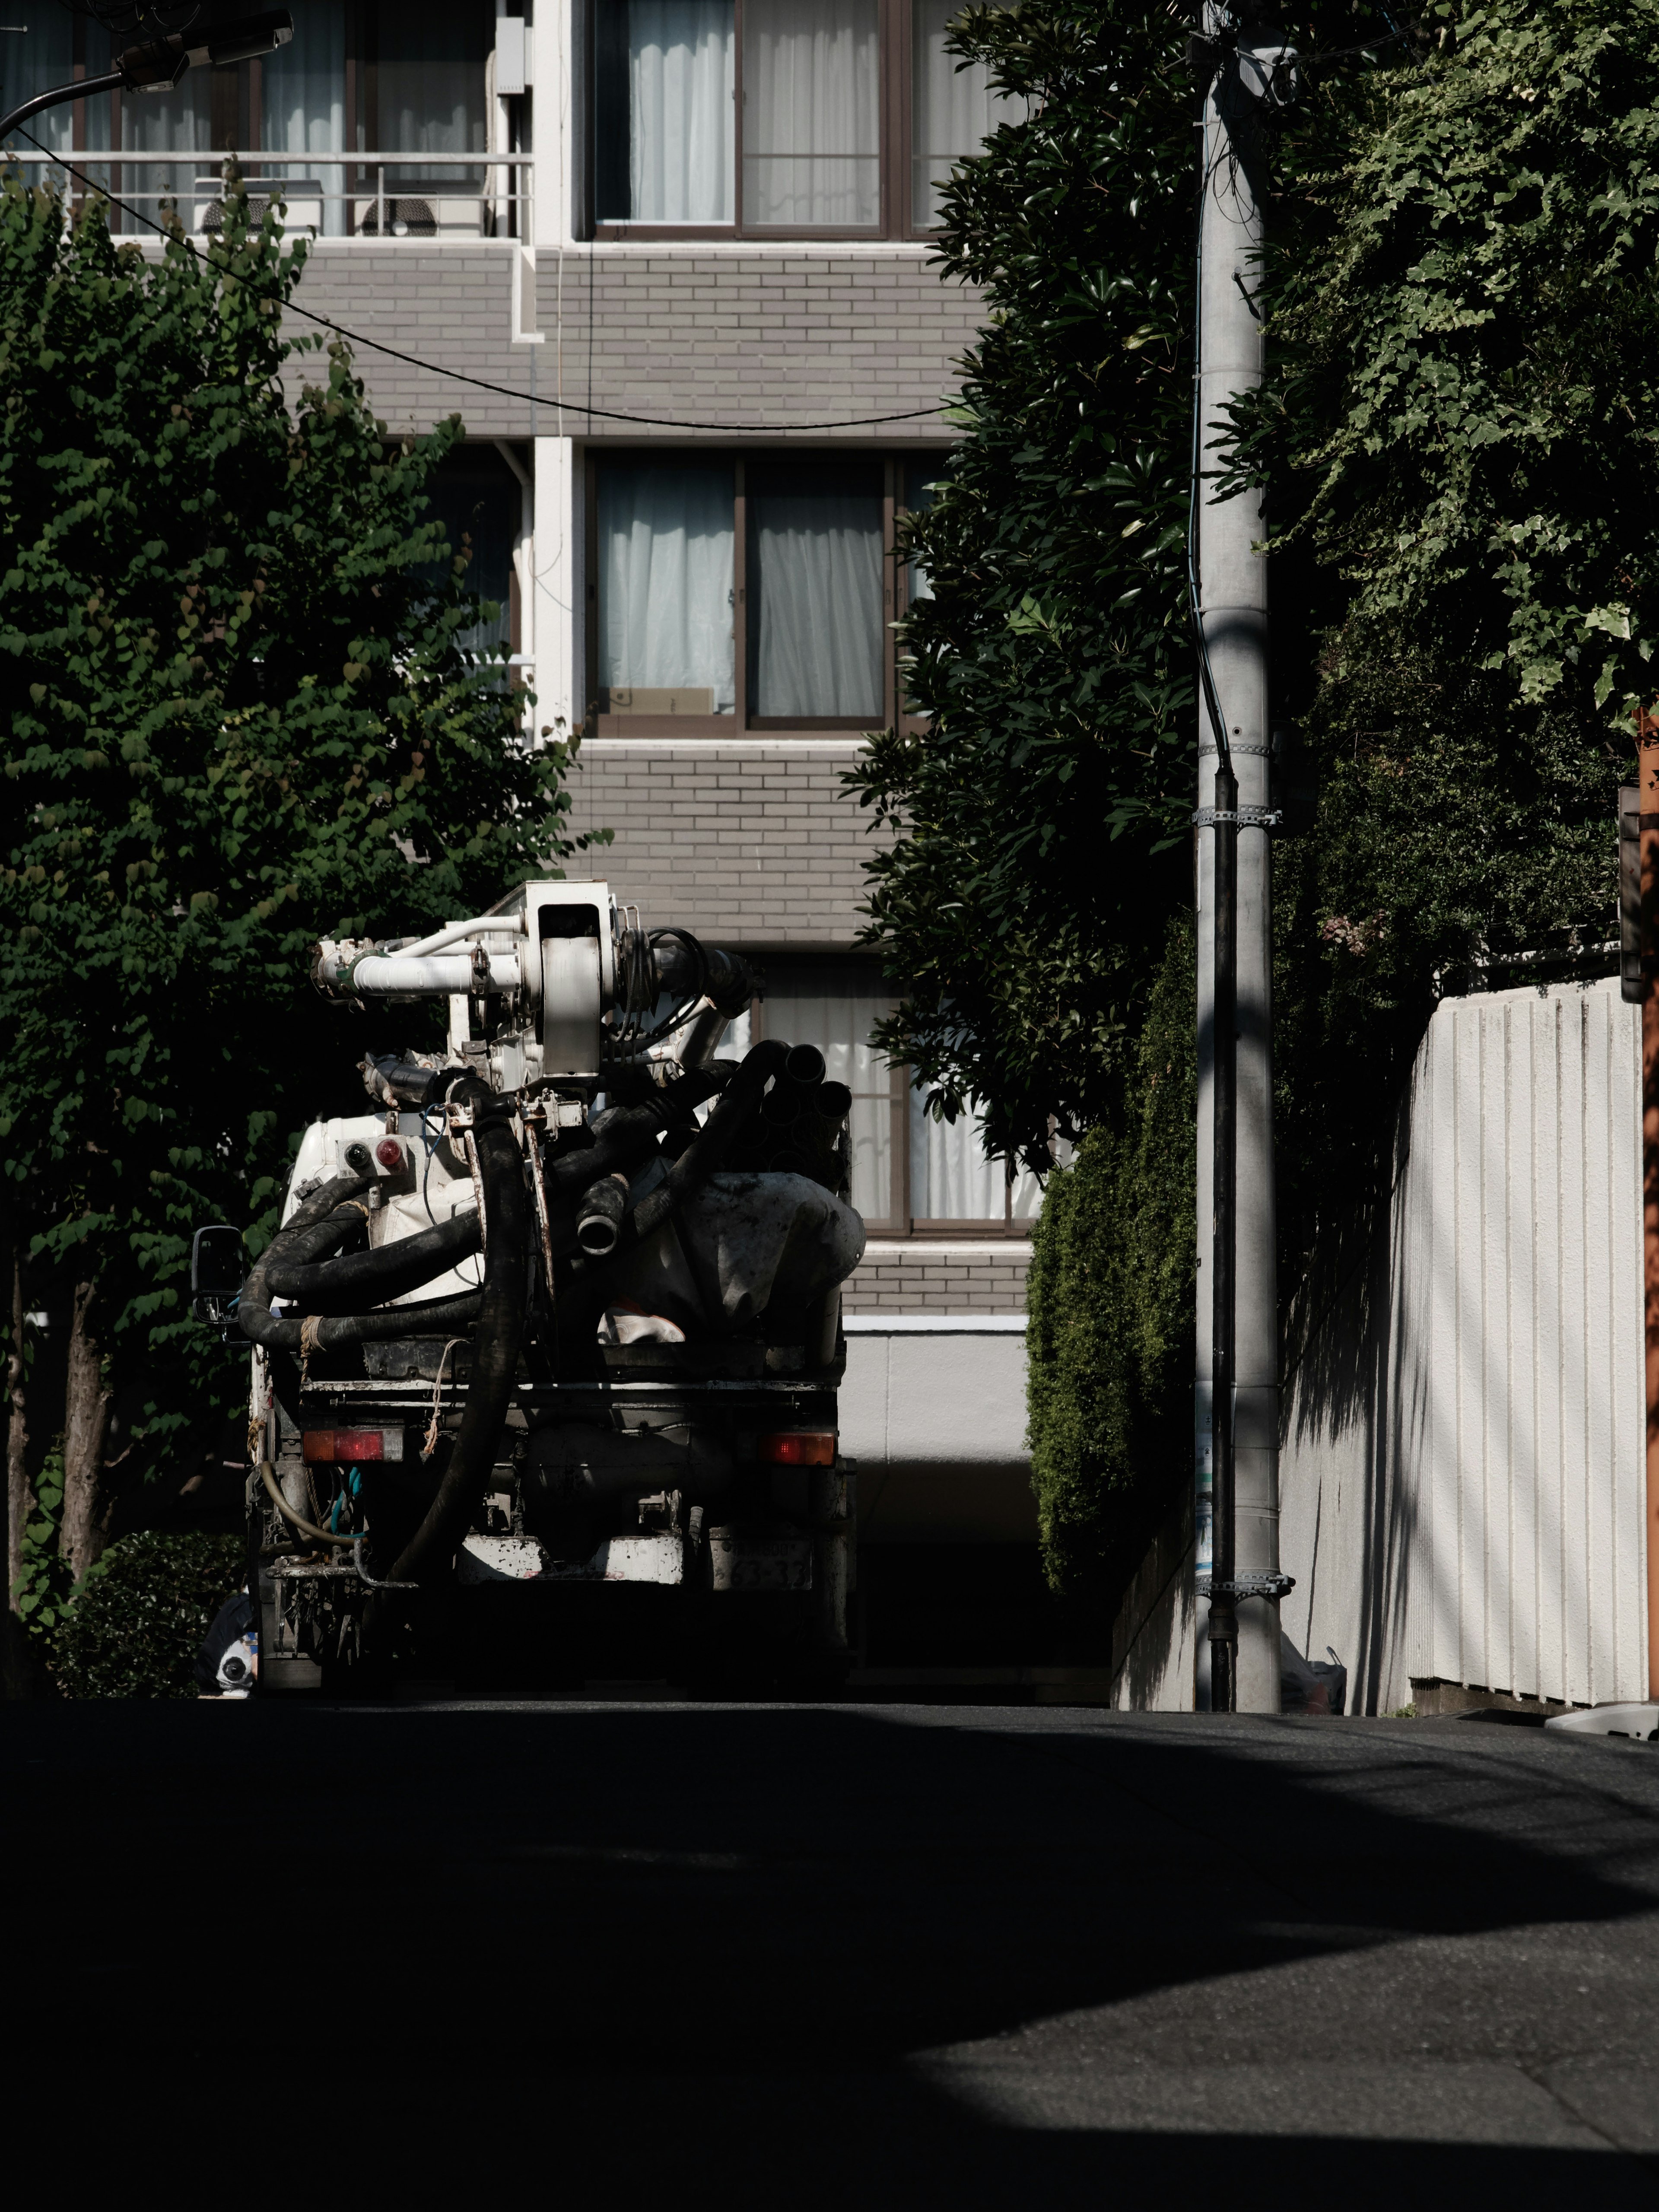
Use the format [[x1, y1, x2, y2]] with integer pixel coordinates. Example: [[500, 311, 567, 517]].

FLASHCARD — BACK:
[[1641, 716, 1659, 1701]]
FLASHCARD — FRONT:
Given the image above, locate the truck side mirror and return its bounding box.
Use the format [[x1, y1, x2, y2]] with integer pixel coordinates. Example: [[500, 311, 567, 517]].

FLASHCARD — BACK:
[[191, 1224, 245, 1326]]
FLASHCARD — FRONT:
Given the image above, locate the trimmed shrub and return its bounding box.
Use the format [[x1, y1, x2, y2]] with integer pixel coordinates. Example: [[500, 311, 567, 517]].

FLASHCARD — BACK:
[[1026, 917, 1195, 1617], [53, 1533, 247, 1699]]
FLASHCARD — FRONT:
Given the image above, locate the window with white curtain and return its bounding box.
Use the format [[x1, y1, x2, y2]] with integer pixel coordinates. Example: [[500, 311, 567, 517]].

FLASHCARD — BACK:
[[743, 0, 879, 228], [597, 465, 737, 713], [748, 461, 884, 720], [593, 0, 1024, 238], [261, 0, 346, 235], [0, 13, 75, 168], [595, 0, 735, 224], [910, 1094, 1041, 1222], [588, 451, 956, 731], [909, 0, 1023, 229]]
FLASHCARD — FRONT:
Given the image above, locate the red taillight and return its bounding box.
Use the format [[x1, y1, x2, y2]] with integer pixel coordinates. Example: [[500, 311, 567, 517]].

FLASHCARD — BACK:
[[302, 1428, 404, 1463], [756, 1431, 836, 1467], [375, 1138, 404, 1169]]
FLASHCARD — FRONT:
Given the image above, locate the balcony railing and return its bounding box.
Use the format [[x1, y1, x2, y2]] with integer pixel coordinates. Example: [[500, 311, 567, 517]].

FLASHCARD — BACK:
[[6, 149, 534, 243]]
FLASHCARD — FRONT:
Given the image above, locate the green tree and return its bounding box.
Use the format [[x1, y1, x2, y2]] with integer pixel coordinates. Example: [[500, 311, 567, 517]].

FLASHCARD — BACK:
[[857, 0, 1656, 1603], [0, 173, 586, 1584], [848, 0, 1200, 1179], [1232, 0, 1658, 1275]]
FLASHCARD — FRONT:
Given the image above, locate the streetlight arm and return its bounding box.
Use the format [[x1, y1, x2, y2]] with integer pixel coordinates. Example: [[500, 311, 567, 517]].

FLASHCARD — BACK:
[[0, 74, 123, 152], [0, 14, 293, 151]]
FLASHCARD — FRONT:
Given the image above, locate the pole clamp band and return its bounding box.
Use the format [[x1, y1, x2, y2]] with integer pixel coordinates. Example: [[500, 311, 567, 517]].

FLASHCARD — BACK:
[[1191, 807, 1283, 830], [1199, 743, 1273, 758], [1197, 1571, 1297, 1601]]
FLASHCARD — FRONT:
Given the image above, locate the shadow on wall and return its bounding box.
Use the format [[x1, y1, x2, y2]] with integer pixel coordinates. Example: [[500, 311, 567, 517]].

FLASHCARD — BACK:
[[1281, 1086, 1421, 1715]]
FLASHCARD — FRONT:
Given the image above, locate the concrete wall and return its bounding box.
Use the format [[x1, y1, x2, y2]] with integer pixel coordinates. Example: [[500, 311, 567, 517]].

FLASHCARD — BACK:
[[842, 1320, 1036, 1546], [1279, 977, 1648, 1714]]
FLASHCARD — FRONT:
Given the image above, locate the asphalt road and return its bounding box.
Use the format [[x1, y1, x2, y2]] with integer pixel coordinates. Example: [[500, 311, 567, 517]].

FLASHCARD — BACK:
[[6, 1700, 1655, 2206]]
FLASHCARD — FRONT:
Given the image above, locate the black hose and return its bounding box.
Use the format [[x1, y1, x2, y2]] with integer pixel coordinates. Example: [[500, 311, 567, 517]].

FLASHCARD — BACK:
[[548, 1065, 728, 1198], [575, 1172, 629, 1256], [264, 1206, 482, 1311], [783, 1043, 827, 1089], [385, 1081, 531, 1585], [238, 1171, 483, 1349]]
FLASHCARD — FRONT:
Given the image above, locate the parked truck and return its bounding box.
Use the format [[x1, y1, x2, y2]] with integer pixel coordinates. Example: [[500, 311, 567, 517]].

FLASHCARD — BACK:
[[192, 881, 866, 1694]]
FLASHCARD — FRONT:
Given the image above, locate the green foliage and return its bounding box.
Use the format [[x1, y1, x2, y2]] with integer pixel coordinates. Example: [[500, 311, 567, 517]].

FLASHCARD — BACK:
[[858, 0, 1656, 1601], [11, 1439, 74, 1648], [1025, 917, 1194, 1603], [1234, 0, 1657, 1262], [53, 1531, 246, 1698], [0, 172, 589, 1505], [846, 0, 1201, 1173]]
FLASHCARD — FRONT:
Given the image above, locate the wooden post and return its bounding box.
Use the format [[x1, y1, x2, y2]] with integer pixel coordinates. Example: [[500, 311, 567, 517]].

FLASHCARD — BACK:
[[1641, 707, 1659, 1701]]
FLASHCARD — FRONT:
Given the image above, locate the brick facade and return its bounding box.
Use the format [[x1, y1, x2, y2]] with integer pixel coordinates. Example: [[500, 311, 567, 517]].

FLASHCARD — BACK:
[[553, 244, 979, 445], [562, 738, 891, 947], [844, 1243, 1032, 1316], [270, 241, 979, 448]]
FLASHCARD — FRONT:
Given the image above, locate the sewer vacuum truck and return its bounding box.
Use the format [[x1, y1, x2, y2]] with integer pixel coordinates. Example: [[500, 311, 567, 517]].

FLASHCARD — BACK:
[[192, 881, 865, 1694]]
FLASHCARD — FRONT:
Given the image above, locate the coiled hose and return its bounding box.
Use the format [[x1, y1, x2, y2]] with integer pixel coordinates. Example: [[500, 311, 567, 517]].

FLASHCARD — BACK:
[[238, 1173, 485, 1351]]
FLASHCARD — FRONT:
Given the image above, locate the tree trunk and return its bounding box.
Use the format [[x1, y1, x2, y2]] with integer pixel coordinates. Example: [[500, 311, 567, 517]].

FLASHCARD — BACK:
[[4, 1240, 39, 1697], [60, 1277, 113, 1585]]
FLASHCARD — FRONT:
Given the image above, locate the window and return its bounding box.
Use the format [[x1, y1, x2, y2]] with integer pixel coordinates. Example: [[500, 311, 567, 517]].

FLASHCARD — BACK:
[[422, 444, 526, 664], [591, 451, 938, 731], [597, 464, 737, 712], [2, 3, 514, 241], [591, 0, 1020, 238], [909, 0, 1022, 229], [761, 964, 1042, 1233], [594, 0, 736, 224]]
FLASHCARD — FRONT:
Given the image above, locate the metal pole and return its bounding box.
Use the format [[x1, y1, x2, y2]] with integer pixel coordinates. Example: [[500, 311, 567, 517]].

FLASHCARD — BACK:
[[1193, 9, 1295, 1713], [1209, 759, 1239, 1710]]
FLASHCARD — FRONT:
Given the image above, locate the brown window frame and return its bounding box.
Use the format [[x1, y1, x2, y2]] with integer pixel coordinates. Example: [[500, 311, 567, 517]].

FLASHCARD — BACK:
[[585, 446, 943, 737], [587, 0, 973, 243]]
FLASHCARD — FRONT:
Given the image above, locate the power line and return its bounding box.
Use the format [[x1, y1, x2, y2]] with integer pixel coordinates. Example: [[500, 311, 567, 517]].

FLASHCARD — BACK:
[[6, 127, 952, 435]]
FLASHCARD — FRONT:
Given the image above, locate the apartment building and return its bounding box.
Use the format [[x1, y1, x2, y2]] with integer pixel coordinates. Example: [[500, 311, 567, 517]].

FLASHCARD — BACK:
[[3, 0, 1045, 1648]]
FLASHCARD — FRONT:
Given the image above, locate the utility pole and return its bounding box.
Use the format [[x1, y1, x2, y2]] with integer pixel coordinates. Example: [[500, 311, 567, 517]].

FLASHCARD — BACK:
[[1192, 5, 1296, 1713]]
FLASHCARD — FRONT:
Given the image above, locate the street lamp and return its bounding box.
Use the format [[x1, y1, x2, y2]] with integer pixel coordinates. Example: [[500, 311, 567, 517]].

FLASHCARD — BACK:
[[0, 10, 293, 148]]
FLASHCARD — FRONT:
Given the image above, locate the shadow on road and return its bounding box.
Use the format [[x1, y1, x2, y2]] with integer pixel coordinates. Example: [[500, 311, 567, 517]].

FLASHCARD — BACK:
[[5, 1703, 1654, 2202]]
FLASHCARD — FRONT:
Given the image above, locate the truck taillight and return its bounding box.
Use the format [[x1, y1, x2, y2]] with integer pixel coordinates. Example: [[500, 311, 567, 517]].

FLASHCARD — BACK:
[[302, 1428, 404, 1463], [756, 1431, 836, 1467]]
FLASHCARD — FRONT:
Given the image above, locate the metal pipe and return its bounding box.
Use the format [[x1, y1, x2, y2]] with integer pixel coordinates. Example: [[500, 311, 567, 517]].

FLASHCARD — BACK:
[[314, 948, 523, 997], [1209, 759, 1239, 1712]]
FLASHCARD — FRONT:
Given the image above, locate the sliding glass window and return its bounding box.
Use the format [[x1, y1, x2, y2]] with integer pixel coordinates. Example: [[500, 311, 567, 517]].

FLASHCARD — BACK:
[[909, 0, 1023, 229], [597, 464, 737, 714], [595, 1, 736, 224], [743, 0, 879, 229], [748, 462, 883, 721], [760, 963, 1042, 1234], [591, 453, 946, 731], [591, 0, 1019, 237], [261, 0, 346, 235]]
